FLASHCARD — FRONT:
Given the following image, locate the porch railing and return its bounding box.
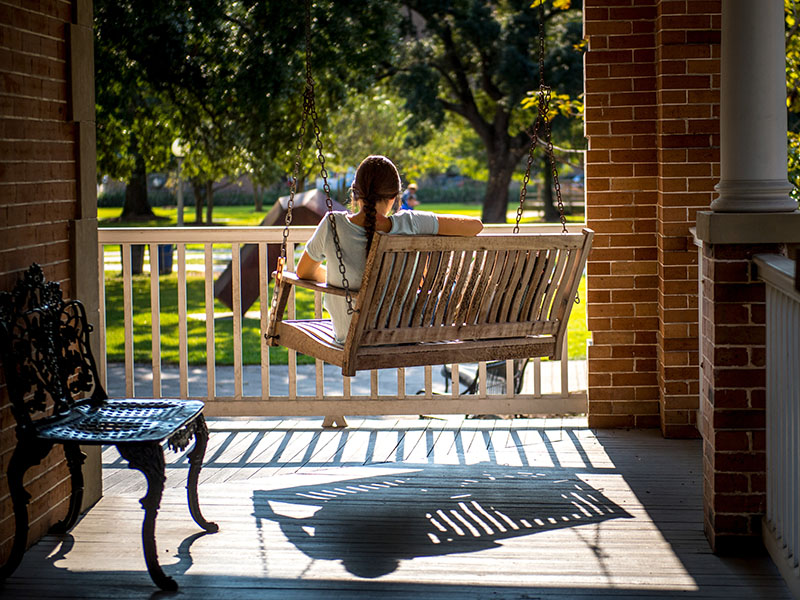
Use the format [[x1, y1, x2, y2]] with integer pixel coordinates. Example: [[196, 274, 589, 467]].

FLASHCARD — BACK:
[[97, 224, 587, 418], [755, 253, 800, 589]]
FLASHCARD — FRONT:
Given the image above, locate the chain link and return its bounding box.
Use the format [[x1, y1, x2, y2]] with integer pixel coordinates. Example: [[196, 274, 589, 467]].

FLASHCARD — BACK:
[[304, 36, 355, 314], [514, 107, 543, 235], [514, 1, 568, 235], [269, 0, 355, 332]]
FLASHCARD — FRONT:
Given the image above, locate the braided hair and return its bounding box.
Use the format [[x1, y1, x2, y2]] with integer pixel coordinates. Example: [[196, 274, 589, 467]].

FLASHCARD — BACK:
[[350, 155, 402, 257]]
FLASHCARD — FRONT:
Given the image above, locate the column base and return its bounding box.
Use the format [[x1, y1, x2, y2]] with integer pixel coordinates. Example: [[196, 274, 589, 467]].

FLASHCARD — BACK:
[[696, 210, 800, 244], [711, 180, 796, 213]]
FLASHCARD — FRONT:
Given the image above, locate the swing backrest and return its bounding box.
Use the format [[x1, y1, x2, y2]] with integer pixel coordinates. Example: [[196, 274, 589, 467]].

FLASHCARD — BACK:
[[342, 229, 593, 362]]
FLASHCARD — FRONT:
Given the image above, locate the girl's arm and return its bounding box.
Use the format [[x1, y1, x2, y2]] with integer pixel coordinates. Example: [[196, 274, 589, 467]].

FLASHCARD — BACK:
[[436, 214, 483, 236], [296, 251, 327, 282]]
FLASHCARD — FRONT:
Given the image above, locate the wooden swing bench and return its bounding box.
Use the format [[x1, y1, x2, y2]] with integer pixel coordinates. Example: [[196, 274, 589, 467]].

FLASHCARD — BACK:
[[268, 229, 593, 377]]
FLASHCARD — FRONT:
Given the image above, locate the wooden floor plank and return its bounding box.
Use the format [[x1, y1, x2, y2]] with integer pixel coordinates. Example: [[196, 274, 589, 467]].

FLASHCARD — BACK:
[[4, 417, 792, 599]]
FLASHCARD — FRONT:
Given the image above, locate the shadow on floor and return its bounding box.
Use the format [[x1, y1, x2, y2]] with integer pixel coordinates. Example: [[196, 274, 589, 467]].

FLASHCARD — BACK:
[[252, 465, 632, 578]]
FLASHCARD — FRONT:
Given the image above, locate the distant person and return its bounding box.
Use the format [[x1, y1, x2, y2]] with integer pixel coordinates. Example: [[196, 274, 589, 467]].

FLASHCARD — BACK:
[[401, 182, 420, 210]]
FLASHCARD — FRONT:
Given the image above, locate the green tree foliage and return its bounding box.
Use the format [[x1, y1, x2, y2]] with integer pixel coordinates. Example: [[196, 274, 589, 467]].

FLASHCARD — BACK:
[[326, 84, 485, 189], [786, 0, 800, 200], [392, 0, 584, 222], [95, 1, 181, 218], [95, 0, 399, 221]]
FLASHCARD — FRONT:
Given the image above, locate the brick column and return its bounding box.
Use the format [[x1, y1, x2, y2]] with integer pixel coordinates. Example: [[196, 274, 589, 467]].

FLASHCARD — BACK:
[[655, 1, 720, 437], [700, 242, 780, 552], [583, 0, 660, 428], [696, 0, 800, 552]]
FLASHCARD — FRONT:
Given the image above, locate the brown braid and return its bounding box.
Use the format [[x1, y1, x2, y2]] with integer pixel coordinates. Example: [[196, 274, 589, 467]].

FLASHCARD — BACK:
[[362, 196, 378, 256], [350, 155, 402, 258]]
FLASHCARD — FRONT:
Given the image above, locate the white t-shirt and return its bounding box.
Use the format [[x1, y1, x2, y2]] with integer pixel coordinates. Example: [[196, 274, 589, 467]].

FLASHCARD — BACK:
[[304, 210, 439, 342]]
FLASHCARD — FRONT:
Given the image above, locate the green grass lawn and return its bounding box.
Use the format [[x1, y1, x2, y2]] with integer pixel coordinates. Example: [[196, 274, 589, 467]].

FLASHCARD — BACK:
[[103, 272, 318, 366]]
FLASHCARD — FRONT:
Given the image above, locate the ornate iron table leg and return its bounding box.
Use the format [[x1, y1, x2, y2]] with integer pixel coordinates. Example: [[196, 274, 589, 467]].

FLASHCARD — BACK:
[[0, 439, 53, 580], [50, 442, 86, 534], [117, 441, 176, 591], [181, 416, 218, 532]]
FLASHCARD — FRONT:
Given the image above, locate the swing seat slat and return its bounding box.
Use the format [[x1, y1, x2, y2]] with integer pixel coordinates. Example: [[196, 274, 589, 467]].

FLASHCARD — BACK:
[[268, 229, 593, 377]]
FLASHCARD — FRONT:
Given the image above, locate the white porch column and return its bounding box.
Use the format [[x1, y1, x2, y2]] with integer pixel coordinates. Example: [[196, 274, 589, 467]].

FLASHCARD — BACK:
[[711, 0, 795, 212]]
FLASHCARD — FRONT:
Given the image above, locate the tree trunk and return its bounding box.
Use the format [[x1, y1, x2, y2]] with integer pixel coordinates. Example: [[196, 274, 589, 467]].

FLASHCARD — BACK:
[[205, 180, 214, 224], [482, 156, 518, 224], [541, 156, 560, 222], [254, 184, 263, 212], [120, 150, 155, 219], [192, 179, 204, 224]]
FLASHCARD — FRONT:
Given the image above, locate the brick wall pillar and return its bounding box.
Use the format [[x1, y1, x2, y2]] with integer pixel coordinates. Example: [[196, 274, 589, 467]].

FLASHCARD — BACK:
[[699, 242, 779, 553], [584, 0, 721, 432], [1, 0, 90, 564], [695, 0, 800, 552], [583, 0, 661, 429], [654, 1, 720, 437]]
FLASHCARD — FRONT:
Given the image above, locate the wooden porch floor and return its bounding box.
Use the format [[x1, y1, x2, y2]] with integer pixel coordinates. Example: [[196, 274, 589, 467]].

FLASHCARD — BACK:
[[4, 417, 791, 599]]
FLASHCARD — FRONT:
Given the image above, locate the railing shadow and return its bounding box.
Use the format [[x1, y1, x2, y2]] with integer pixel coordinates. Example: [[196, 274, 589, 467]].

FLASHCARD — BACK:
[[104, 422, 596, 472]]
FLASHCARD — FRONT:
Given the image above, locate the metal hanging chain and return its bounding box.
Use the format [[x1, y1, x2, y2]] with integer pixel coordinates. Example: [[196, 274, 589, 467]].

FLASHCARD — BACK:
[[514, 0, 568, 235], [514, 99, 544, 234], [305, 63, 356, 314], [272, 0, 355, 319]]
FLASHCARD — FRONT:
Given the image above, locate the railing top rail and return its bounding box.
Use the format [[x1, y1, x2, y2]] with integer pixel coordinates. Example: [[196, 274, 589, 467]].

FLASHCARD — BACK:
[[754, 254, 800, 303], [97, 222, 579, 244]]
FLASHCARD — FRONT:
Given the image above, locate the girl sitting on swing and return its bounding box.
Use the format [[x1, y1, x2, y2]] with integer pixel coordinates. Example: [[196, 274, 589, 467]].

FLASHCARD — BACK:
[[296, 155, 484, 343]]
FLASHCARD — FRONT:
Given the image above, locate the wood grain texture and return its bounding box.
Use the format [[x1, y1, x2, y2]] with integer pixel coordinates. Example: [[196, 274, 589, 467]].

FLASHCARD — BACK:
[[5, 417, 791, 599], [270, 232, 593, 375]]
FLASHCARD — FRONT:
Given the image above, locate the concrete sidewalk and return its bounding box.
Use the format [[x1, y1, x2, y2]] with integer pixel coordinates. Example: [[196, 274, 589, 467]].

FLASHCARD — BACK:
[[105, 360, 587, 399]]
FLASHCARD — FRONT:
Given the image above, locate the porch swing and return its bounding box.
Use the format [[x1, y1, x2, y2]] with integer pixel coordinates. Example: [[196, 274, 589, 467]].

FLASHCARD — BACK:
[[265, 1, 593, 377]]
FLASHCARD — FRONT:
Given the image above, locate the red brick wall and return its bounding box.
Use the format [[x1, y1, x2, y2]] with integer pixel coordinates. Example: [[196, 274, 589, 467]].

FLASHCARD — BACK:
[[655, 1, 720, 437], [584, 0, 721, 434], [0, 0, 78, 564], [700, 243, 777, 553], [584, 0, 660, 428]]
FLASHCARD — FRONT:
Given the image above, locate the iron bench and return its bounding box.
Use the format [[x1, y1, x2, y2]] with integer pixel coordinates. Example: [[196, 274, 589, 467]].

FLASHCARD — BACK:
[[0, 264, 218, 591]]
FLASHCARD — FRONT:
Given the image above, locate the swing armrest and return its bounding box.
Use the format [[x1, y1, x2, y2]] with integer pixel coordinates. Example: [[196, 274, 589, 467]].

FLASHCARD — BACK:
[[275, 271, 349, 297]]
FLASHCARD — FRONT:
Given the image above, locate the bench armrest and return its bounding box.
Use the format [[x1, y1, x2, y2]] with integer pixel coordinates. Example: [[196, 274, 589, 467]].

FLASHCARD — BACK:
[[275, 271, 349, 297]]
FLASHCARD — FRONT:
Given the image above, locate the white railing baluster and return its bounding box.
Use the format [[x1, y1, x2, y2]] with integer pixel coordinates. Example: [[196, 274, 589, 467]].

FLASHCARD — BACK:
[[424, 364, 433, 397], [561, 335, 569, 396], [259, 242, 270, 399], [397, 367, 405, 399], [314, 292, 324, 398], [204, 244, 215, 400], [288, 242, 297, 399], [370, 370, 379, 400], [506, 360, 514, 397], [231, 242, 243, 399], [755, 254, 800, 590], [177, 243, 188, 398], [97, 242, 107, 390], [121, 243, 135, 397], [148, 243, 162, 398], [97, 225, 587, 417]]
